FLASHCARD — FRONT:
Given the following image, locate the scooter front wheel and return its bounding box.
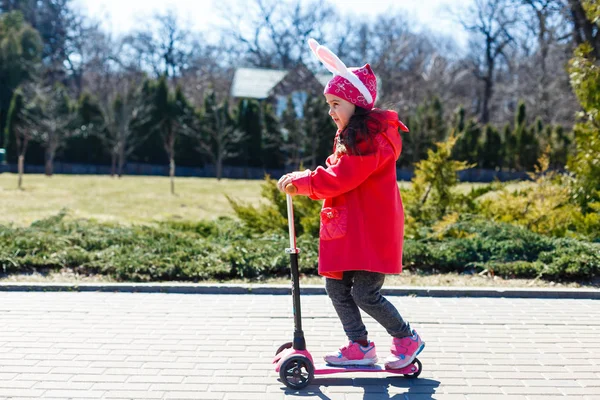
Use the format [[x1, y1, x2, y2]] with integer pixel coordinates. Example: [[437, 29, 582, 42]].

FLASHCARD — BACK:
[[279, 355, 314, 389]]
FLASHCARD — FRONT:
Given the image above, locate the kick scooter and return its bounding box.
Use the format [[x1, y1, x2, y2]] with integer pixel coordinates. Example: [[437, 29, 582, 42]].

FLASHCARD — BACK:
[[272, 184, 422, 389]]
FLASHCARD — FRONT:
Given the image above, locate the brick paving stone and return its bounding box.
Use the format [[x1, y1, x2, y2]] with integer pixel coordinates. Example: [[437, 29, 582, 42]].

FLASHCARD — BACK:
[[0, 292, 598, 399]]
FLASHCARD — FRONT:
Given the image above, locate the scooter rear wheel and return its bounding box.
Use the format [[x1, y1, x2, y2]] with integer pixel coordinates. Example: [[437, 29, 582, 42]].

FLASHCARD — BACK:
[[275, 342, 293, 356], [403, 358, 422, 378], [279, 355, 314, 389]]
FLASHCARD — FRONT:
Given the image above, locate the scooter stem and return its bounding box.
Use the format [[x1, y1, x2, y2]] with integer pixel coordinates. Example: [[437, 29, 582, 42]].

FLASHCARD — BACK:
[[286, 193, 297, 251], [285, 192, 306, 351]]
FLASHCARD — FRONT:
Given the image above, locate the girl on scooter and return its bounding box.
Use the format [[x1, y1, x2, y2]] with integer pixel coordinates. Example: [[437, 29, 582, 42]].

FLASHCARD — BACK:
[[277, 39, 425, 370]]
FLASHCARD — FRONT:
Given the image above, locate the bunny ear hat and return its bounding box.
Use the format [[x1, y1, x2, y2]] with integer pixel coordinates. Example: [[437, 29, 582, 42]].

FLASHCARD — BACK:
[[308, 38, 376, 110]]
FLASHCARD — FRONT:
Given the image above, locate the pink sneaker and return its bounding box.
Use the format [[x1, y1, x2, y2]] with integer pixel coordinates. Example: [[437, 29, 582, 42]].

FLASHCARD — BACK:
[[324, 341, 378, 366], [384, 330, 425, 369]]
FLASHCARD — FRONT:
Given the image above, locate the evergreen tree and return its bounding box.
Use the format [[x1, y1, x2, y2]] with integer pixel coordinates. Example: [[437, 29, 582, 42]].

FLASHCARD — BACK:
[[479, 124, 503, 169], [32, 83, 79, 176], [5, 85, 41, 188], [235, 98, 263, 168], [513, 101, 540, 171], [567, 1, 600, 211], [281, 96, 303, 170], [426, 96, 446, 143], [1, 10, 42, 149], [407, 132, 472, 223], [402, 98, 448, 167], [549, 125, 570, 169], [142, 76, 197, 194], [453, 118, 481, 165], [453, 105, 466, 134], [503, 123, 517, 170], [130, 80, 168, 166], [197, 91, 243, 180], [59, 92, 109, 166], [513, 101, 527, 168], [302, 92, 332, 169], [398, 114, 416, 167], [523, 116, 543, 170], [449, 106, 466, 162], [262, 102, 284, 169]]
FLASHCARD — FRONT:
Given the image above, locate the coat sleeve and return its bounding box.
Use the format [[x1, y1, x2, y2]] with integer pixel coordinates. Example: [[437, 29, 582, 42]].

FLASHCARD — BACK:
[[291, 152, 381, 199]]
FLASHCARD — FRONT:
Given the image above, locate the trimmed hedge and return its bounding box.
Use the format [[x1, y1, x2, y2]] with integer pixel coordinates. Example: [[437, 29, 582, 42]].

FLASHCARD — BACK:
[[403, 220, 600, 280], [1, 212, 598, 282]]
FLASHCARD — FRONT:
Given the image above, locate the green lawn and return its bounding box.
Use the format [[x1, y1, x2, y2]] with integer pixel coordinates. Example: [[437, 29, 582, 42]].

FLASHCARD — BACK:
[[0, 174, 266, 226], [0, 173, 529, 226]]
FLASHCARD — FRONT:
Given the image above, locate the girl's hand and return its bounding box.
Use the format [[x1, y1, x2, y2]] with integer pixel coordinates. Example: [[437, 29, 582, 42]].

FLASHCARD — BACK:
[[277, 173, 295, 193]]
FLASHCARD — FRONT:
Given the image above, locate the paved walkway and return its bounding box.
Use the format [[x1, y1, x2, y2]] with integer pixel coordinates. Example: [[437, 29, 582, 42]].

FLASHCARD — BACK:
[[0, 292, 599, 399]]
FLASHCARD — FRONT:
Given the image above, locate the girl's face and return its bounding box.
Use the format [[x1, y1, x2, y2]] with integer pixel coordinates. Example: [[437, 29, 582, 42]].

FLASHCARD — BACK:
[[325, 94, 355, 130]]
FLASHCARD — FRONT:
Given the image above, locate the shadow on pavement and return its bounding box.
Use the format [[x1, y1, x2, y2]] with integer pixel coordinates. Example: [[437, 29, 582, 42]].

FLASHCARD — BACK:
[[283, 377, 441, 399]]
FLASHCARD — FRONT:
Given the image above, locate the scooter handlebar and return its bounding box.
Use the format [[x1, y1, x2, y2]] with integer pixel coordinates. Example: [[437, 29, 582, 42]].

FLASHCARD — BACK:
[[285, 184, 297, 195]]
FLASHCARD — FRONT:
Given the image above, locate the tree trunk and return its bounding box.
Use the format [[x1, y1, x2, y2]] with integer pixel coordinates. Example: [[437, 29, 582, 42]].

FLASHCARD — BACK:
[[18, 154, 24, 190], [568, 0, 600, 59], [169, 156, 175, 195], [534, 6, 550, 122], [44, 133, 59, 177], [216, 153, 223, 181], [111, 152, 117, 177], [166, 131, 176, 195], [481, 57, 494, 124], [0, 110, 5, 149], [117, 145, 125, 178], [44, 153, 54, 176]]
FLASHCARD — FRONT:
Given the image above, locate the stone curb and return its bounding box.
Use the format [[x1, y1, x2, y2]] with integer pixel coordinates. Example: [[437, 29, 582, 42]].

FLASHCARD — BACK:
[[0, 282, 598, 299]]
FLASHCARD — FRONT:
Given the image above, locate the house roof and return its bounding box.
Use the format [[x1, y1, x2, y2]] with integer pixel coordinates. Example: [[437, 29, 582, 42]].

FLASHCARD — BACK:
[[315, 73, 331, 87], [230, 67, 333, 99], [230, 68, 288, 99]]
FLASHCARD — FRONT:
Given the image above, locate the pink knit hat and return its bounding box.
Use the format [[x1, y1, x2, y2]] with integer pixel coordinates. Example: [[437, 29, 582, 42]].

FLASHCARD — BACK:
[[309, 39, 377, 110], [324, 64, 377, 110]]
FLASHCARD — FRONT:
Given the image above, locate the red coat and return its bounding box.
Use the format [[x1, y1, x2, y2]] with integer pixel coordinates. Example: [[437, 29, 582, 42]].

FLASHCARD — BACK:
[[291, 109, 407, 280]]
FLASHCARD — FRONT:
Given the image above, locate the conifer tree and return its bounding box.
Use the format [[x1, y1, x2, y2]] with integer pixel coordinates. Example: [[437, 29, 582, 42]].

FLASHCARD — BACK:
[[197, 91, 243, 180], [479, 124, 503, 169], [567, 0, 600, 210], [236, 98, 263, 168], [302, 93, 332, 169], [1, 11, 42, 150], [503, 123, 517, 170], [281, 96, 303, 170], [407, 132, 472, 223], [262, 102, 284, 169]]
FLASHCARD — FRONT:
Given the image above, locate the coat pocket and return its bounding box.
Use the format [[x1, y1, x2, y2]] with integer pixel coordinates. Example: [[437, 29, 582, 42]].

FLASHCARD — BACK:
[[320, 207, 348, 240]]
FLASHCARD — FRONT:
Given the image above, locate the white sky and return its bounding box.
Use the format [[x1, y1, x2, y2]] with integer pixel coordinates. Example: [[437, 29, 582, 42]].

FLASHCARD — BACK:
[[73, 0, 472, 48]]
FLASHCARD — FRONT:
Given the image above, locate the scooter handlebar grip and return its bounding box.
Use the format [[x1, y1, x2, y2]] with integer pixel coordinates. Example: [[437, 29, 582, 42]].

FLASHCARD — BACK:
[[285, 184, 297, 195]]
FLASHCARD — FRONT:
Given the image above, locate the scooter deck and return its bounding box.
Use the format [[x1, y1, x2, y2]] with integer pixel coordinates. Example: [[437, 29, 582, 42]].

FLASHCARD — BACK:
[[314, 363, 418, 375]]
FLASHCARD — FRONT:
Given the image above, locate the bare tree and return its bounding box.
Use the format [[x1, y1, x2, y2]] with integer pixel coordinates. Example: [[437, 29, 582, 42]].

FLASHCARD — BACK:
[[217, 0, 334, 69], [63, 13, 108, 98], [5, 84, 41, 189], [178, 40, 235, 107], [515, 0, 572, 121], [459, 0, 519, 123], [81, 85, 151, 177], [109, 92, 147, 177], [35, 84, 79, 176], [122, 8, 195, 82]]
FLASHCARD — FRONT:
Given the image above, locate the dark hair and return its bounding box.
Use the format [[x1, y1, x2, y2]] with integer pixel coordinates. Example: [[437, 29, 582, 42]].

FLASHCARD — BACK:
[[339, 107, 385, 155]]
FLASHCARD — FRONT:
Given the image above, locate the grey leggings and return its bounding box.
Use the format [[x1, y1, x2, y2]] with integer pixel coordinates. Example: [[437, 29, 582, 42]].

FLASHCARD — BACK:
[[325, 271, 412, 342]]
